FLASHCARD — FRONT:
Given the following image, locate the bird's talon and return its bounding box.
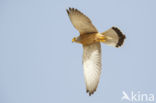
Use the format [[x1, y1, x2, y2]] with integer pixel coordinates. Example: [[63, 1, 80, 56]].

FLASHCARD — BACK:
[[97, 36, 106, 42], [99, 36, 105, 40]]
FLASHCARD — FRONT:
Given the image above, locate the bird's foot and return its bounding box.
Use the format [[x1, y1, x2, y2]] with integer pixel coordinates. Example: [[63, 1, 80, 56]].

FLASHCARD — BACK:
[[97, 36, 106, 42]]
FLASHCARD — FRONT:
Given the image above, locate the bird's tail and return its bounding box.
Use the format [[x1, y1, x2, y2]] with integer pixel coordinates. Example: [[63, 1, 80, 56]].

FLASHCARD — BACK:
[[101, 27, 126, 47]]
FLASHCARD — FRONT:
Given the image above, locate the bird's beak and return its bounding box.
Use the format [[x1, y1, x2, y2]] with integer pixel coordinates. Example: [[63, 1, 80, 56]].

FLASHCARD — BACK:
[[72, 37, 76, 43]]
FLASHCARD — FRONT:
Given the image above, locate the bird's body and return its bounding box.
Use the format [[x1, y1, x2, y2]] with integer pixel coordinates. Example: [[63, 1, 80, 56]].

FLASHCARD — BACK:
[[74, 33, 105, 45], [66, 8, 126, 96]]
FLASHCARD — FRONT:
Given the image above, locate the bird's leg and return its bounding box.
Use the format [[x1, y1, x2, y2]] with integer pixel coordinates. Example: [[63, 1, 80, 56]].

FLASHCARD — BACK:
[[97, 35, 106, 42]]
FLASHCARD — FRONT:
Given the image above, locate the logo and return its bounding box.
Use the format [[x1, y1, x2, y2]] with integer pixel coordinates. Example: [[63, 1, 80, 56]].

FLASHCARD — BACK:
[[121, 91, 154, 102]]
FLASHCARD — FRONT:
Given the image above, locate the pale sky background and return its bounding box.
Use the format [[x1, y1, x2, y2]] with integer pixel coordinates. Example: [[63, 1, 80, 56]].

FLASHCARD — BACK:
[[0, 0, 156, 103]]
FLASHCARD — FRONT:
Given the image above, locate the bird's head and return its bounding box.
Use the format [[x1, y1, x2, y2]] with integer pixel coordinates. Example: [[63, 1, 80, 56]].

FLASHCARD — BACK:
[[72, 36, 80, 43]]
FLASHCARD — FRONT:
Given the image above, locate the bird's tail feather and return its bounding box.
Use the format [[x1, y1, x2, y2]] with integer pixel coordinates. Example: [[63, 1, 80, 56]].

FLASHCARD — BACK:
[[101, 27, 126, 47]]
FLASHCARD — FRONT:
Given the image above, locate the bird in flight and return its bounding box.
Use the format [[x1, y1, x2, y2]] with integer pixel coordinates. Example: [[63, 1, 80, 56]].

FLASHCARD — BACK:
[[66, 8, 126, 96]]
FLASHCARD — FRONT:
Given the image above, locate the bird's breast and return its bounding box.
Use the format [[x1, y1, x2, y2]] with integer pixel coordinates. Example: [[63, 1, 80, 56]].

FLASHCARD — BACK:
[[79, 33, 100, 45]]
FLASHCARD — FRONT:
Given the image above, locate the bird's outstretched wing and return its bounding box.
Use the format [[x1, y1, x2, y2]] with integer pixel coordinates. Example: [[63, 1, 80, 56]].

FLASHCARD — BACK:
[[66, 8, 98, 35], [83, 43, 101, 96]]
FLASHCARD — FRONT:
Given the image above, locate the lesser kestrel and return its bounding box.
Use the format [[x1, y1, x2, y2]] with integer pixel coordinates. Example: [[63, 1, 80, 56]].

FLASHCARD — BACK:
[[67, 8, 126, 96]]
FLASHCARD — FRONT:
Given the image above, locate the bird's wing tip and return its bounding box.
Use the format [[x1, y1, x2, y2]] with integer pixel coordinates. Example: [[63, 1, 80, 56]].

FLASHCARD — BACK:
[[86, 88, 97, 96]]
